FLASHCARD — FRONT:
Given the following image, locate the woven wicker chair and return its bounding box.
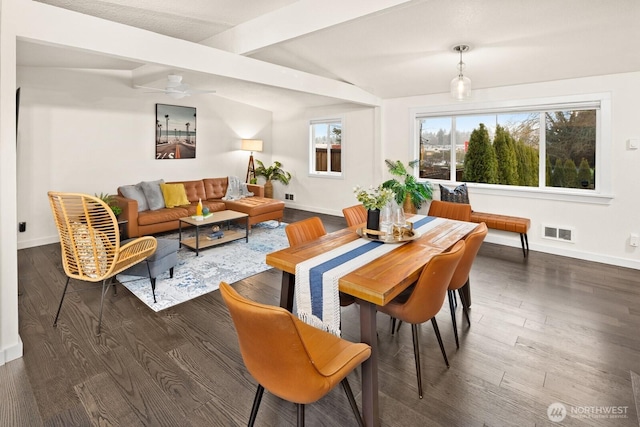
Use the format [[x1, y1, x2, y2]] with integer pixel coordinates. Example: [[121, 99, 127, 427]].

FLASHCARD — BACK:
[[48, 192, 157, 335]]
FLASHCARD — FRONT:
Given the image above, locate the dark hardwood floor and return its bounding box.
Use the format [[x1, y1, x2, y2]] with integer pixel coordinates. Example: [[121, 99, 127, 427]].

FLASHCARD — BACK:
[[3, 208, 640, 426]]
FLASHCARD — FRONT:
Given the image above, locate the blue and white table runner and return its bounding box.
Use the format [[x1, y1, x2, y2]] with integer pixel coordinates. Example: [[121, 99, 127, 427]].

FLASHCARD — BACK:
[[295, 215, 446, 335]]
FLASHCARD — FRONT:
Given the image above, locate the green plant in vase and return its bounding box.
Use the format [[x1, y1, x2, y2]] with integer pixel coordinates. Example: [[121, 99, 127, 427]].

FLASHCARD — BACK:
[[381, 159, 432, 213], [255, 160, 292, 198], [95, 192, 123, 217]]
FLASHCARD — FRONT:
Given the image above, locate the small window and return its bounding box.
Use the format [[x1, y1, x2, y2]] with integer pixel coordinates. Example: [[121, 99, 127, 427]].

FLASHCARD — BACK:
[[310, 118, 342, 176]]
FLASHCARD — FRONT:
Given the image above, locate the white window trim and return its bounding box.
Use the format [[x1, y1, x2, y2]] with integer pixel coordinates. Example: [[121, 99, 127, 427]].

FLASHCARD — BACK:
[[409, 93, 613, 205], [308, 116, 344, 179]]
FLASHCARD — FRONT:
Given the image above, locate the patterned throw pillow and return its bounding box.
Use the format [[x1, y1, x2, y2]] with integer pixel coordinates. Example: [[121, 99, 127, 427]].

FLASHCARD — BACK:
[[439, 183, 470, 204], [70, 223, 108, 278]]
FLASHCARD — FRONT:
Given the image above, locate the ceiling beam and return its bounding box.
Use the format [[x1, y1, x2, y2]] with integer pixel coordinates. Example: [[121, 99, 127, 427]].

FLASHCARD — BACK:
[[17, 1, 381, 107], [201, 0, 412, 55]]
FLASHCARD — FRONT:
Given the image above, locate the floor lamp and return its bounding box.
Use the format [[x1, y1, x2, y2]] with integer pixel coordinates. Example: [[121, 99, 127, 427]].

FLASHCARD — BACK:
[[242, 139, 263, 183]]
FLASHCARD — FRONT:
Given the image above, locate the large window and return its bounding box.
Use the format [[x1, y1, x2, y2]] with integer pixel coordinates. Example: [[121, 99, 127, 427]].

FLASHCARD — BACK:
[[310, 118, 342, 176], [416, 97, 604, 194]]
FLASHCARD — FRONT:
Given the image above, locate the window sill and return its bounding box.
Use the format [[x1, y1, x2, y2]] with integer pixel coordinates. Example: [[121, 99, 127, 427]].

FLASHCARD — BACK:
[[432, 180, 613, 205]]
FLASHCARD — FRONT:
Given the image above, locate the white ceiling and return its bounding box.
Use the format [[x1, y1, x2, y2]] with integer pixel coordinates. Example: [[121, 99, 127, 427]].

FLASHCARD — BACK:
[[18, 0, 640, 111]]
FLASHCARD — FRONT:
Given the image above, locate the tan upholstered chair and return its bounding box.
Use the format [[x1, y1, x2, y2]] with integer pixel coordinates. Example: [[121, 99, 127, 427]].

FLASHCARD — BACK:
[[428, 200, 472, 221], [285, 217, 355, 307], [377, 241, 465, 398], [285, 216, 327, 246], [448, 222, 488, 348], [48, 192, 157, 335], [342, 204, 367, 227], [219, 282, 371, 426]]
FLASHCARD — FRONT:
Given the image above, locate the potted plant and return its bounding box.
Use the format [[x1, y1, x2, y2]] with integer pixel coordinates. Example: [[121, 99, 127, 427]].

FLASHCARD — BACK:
[[354, 184, 395, 234], [381, 159, 432, 214], [95, 192, 123, 217], [255, 160, 292, 198]]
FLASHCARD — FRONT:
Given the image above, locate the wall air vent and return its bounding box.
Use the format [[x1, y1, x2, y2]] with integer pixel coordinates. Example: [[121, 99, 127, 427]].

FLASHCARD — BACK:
[[542, 224, 575, 243]]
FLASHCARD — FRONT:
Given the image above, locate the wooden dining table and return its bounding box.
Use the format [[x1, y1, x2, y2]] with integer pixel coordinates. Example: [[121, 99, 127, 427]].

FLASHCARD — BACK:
[[265, 217, 479, 427]]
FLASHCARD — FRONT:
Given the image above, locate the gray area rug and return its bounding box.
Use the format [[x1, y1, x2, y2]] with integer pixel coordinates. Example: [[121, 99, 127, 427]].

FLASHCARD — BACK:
[[117, 221, 288, 311]]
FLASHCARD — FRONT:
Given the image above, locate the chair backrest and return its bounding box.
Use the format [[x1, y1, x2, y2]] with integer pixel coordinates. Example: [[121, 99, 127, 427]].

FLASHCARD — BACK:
[[342, 204, 367, 227], [428, 200, 472, 222], [48, 192, 119, 281], [219, 282, 370, 404], [285, 217, 326, 246], [449, 222, 488, 291], [394, 240, 465, 324]]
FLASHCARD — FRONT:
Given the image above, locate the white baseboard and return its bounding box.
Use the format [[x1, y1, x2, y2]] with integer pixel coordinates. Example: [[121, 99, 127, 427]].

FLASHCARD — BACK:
[[18, 235, 59, 250], [0, 336, 23, 366], [484, 232, 640, 270]]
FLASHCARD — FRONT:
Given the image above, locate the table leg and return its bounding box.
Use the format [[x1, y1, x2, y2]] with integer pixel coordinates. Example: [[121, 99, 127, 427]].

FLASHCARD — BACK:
[[359, 300, 380, 427], [279, 272, 295, 312], [195, 224, 200, 256], [245, 216, 249, 242], [178, 221, 183, 249]]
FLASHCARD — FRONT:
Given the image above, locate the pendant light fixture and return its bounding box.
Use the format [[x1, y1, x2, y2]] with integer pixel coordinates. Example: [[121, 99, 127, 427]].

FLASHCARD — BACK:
[[450, 44, 471, 100]]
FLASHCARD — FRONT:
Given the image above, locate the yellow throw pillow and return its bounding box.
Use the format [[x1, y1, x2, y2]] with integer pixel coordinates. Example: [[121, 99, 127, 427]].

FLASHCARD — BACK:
[[160, 183, 190, 208]]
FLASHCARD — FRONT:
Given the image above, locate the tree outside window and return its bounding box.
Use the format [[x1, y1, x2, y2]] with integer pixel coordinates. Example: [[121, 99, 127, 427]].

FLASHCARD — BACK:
[[417, 107, 597, 190]]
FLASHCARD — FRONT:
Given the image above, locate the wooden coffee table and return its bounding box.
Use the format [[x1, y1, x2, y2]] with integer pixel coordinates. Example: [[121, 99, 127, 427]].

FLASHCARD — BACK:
[[178, 210, 249, 256]]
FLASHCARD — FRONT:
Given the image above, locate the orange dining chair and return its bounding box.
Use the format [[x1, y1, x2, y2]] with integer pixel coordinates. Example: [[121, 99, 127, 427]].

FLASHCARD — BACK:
[[447, 222, 488, 348], [342, 204, 367, 227], [427, 200, 472, 221], [219, 282, 371, 426], [285, 217, 354, 306], [285, 216, 327, 246], [377, 241, 465, 398]]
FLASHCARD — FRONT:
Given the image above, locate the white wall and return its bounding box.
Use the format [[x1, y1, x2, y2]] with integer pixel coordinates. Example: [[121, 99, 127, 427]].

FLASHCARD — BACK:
[[272, 104, 379, 215], [276, 72, 640, 269], [16, 67, 272, 249]]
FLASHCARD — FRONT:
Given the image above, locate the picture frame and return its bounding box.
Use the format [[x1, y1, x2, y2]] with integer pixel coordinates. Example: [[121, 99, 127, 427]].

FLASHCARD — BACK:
[[156, 103, 196, 159]]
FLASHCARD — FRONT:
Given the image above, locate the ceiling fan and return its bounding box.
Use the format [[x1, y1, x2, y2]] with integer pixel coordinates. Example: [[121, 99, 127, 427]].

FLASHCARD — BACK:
[[136, 74, 216, 99]]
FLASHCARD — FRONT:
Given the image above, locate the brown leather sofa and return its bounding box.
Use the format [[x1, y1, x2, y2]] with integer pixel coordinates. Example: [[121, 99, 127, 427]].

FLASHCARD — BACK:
[[114, 177, 285, 237]]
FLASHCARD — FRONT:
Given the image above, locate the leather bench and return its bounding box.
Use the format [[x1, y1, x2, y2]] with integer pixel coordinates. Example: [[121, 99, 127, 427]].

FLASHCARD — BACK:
[[469, 211, 530, 257]]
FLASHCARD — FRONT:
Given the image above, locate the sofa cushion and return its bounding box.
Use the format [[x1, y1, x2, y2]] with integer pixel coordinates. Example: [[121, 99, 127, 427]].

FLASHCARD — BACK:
[[170, 180, 207, 203], [160, 183, 189, 208], [203, 177, 228, 200], [119, 183, 149, 212], [141, 179, 166, 211], [137, 207, 189, 226], [223, 197, 285, 216], [439, 183, 470, 204]]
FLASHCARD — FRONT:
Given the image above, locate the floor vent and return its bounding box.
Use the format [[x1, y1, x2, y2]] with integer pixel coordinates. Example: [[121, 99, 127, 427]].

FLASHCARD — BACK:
[[542, 224, 575, 243]]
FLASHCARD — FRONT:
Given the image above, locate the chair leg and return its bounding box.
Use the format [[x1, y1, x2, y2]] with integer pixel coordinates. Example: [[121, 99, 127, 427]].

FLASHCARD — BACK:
[[53, 277, 71, 326], [410, 324, 423, 398], [448, 290, 459, 349], [396, 320, 404, 334], [297, 403, 304, 427], [248, 384, 264, 427], [390, 317, 396, 335], [146, 261, 157, 303], [458, 289, 471, 327], [431, 318, 449, 368], [341, 378, 365, 427], [96, 279, 111, 335]]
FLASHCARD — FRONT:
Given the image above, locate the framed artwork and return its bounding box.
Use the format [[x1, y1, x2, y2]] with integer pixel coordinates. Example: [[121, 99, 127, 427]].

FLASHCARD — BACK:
[[156, 103, 196, 159]]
